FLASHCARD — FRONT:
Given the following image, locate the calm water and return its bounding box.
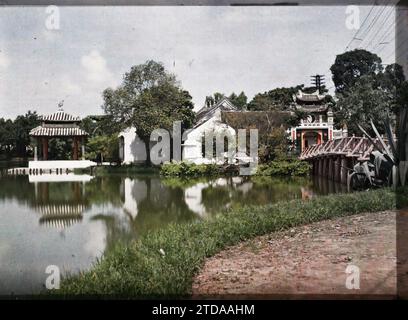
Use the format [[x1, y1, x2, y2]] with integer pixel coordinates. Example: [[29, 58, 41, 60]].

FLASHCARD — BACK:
[[0, 161, 346, 294]]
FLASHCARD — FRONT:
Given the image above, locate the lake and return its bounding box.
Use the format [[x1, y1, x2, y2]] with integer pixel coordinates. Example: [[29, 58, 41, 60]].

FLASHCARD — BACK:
[[0, 162, 346, 295]]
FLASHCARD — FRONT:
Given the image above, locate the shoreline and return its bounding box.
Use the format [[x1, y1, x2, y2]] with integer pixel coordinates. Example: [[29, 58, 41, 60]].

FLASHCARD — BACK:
[[57, 188, 397, 297]]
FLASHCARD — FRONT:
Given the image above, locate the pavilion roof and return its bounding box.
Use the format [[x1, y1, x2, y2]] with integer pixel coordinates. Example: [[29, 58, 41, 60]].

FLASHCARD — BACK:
[[41, 110, 81, 123], [293, 89, 326, 104], [29, 126, 88, 137]]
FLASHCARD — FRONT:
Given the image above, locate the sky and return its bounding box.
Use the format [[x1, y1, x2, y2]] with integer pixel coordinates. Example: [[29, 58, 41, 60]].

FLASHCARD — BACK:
[[0, 5, 397, 119]]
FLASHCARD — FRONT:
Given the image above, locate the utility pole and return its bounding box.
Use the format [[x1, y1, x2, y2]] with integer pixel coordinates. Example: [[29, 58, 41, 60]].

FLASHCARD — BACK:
[[310, 74, 325, 93]]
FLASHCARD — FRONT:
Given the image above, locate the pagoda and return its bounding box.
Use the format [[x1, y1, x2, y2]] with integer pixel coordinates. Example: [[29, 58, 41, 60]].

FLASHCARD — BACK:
[[288, 89, 347, 153], [28, 104, 95, 171]]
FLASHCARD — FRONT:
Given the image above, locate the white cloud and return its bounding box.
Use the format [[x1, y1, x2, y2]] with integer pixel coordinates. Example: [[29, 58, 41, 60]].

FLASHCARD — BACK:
[[0, 51, 10, 69], [81, 50, 115, 87]]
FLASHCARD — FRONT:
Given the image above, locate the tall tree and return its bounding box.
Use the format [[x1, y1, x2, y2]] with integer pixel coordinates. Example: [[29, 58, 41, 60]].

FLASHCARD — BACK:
[[205, 92, 225, 108], [330, 49, 383, 94], [13, 111, 40, 157], [102, 60, 195, 164], [228, 91, 247, 110], [0, 118, 14, 155], [334, 75, 394, 135], [247, 85, 304, 111]]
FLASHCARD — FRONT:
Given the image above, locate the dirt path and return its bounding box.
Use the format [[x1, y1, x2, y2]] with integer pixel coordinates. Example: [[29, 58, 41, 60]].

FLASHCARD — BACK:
[[192, 211, 396, 297]]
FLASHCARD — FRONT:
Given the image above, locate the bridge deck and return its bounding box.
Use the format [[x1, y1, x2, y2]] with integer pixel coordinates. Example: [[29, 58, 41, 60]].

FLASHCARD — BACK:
[[299, 136, 386, 185]]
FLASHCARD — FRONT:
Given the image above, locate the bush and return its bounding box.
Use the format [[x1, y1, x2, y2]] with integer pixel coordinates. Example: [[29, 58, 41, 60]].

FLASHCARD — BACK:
[[160, 161, 220, 177], [256, 159, 310, 176], [58, 188, 396, 297]]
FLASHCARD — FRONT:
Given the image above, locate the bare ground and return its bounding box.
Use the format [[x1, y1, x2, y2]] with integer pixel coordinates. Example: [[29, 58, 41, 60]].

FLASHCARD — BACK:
[[192, 211, 397, 298]]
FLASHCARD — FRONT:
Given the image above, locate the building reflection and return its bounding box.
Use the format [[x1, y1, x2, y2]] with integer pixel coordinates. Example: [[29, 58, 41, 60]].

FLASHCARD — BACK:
[[28, 174, 93, 229], [20, 173, 349, 234]]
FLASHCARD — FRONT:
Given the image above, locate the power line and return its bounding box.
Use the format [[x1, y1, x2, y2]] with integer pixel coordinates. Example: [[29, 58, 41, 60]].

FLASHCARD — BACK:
[[357, 4, 389, 50], [381, 13, 408, 62], [364, 6, 394, 51], [345, 3, 376, 51]]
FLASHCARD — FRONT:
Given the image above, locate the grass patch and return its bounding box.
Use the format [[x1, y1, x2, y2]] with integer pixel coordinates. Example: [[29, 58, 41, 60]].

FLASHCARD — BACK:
[[58, 188, 397, 297]]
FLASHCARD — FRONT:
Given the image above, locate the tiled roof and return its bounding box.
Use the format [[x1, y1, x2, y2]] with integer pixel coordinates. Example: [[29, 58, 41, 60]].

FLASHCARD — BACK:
[[41, 110, 81, 122], [296, 95, 323, 102], [294, 90, 326, 103], [29, 126, 88, 137], [194, 98, 238, 128]]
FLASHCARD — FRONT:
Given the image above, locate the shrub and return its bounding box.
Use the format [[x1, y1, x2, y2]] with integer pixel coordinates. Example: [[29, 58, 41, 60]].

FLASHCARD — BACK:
[[256, 159, 310, 176], [160, 161, 220, 177]]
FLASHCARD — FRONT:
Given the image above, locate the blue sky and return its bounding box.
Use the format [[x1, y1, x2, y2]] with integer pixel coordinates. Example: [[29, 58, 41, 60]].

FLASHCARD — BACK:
[[0, 6, 396, 119]]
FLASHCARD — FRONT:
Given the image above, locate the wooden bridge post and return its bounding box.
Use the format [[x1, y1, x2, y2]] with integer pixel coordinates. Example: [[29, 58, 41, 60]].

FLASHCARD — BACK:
[[323, 157, 328, 177], [328, 158, 334, 180], [318, 158, 323, 176], [340, 157, 348, 185], [334, 157, 340, 182]]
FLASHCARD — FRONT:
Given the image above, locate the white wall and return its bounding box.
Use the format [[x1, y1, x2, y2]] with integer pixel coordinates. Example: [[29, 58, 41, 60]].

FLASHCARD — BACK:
[[118, 127, 147, 164], [182, 109, 236, 164]]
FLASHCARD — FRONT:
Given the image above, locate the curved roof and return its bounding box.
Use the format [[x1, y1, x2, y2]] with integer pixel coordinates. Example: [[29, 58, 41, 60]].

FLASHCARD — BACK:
[[29, 126, 88, 137], [293, 89, 326, 103], [41, 110, 81, 123]]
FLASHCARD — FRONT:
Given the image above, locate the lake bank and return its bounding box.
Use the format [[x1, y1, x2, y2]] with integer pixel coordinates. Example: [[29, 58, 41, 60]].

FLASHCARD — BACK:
[[192, 210, 396, 297], [58, 189, 396, 297]]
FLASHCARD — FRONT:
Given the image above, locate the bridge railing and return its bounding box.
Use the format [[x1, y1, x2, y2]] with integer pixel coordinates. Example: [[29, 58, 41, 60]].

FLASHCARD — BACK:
[[299, 136, 384, 161]]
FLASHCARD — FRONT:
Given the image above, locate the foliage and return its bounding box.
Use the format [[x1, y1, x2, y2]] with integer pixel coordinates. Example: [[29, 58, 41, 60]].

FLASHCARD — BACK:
[[102, 60, 195, 164], [204, 92, 225, 108], [221, 111, 290, 162], [58, 188, 396, 296], [255, 159, 311, 176], [330, 49, 383, 94], [48, 138, 73, 160], [330, 50, 406, 135], [247, 85, 332, 112], [85, 134, 119, 163], [80, 115, 118, 137], [0, 111, 40, 158], [0, 118, 15, 155], [160, 161, 220, 177], [247, 85, 303, 111], [204, 91, 248, 110], [334, 75, 395, 135]]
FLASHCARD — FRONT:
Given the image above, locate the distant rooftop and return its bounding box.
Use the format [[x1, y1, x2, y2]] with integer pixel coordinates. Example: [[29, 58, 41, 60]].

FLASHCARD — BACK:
[[40, 110, 81, 123], [293, 89, 326, 104]]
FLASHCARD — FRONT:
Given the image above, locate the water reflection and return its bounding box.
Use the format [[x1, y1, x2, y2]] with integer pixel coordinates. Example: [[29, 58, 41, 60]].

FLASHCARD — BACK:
[[0, 172, 346, 294]]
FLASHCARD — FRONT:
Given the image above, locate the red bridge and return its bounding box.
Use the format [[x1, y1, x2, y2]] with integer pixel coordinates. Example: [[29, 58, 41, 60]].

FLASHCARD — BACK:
[[299, 136, 385, 184]]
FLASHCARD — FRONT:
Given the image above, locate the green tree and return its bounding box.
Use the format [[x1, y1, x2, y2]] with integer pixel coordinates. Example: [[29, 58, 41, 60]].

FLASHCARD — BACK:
[[12, 111, 40, 157], [205, 92, 225, 108], [0, 118, 14, 156], [330, 49, 383, 94], [334, 75, 394, 135], [247, 85, 304, 111], [86, 134, 119, 163], [102, 60, 195, 164], [228, 91, 247, 110]]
